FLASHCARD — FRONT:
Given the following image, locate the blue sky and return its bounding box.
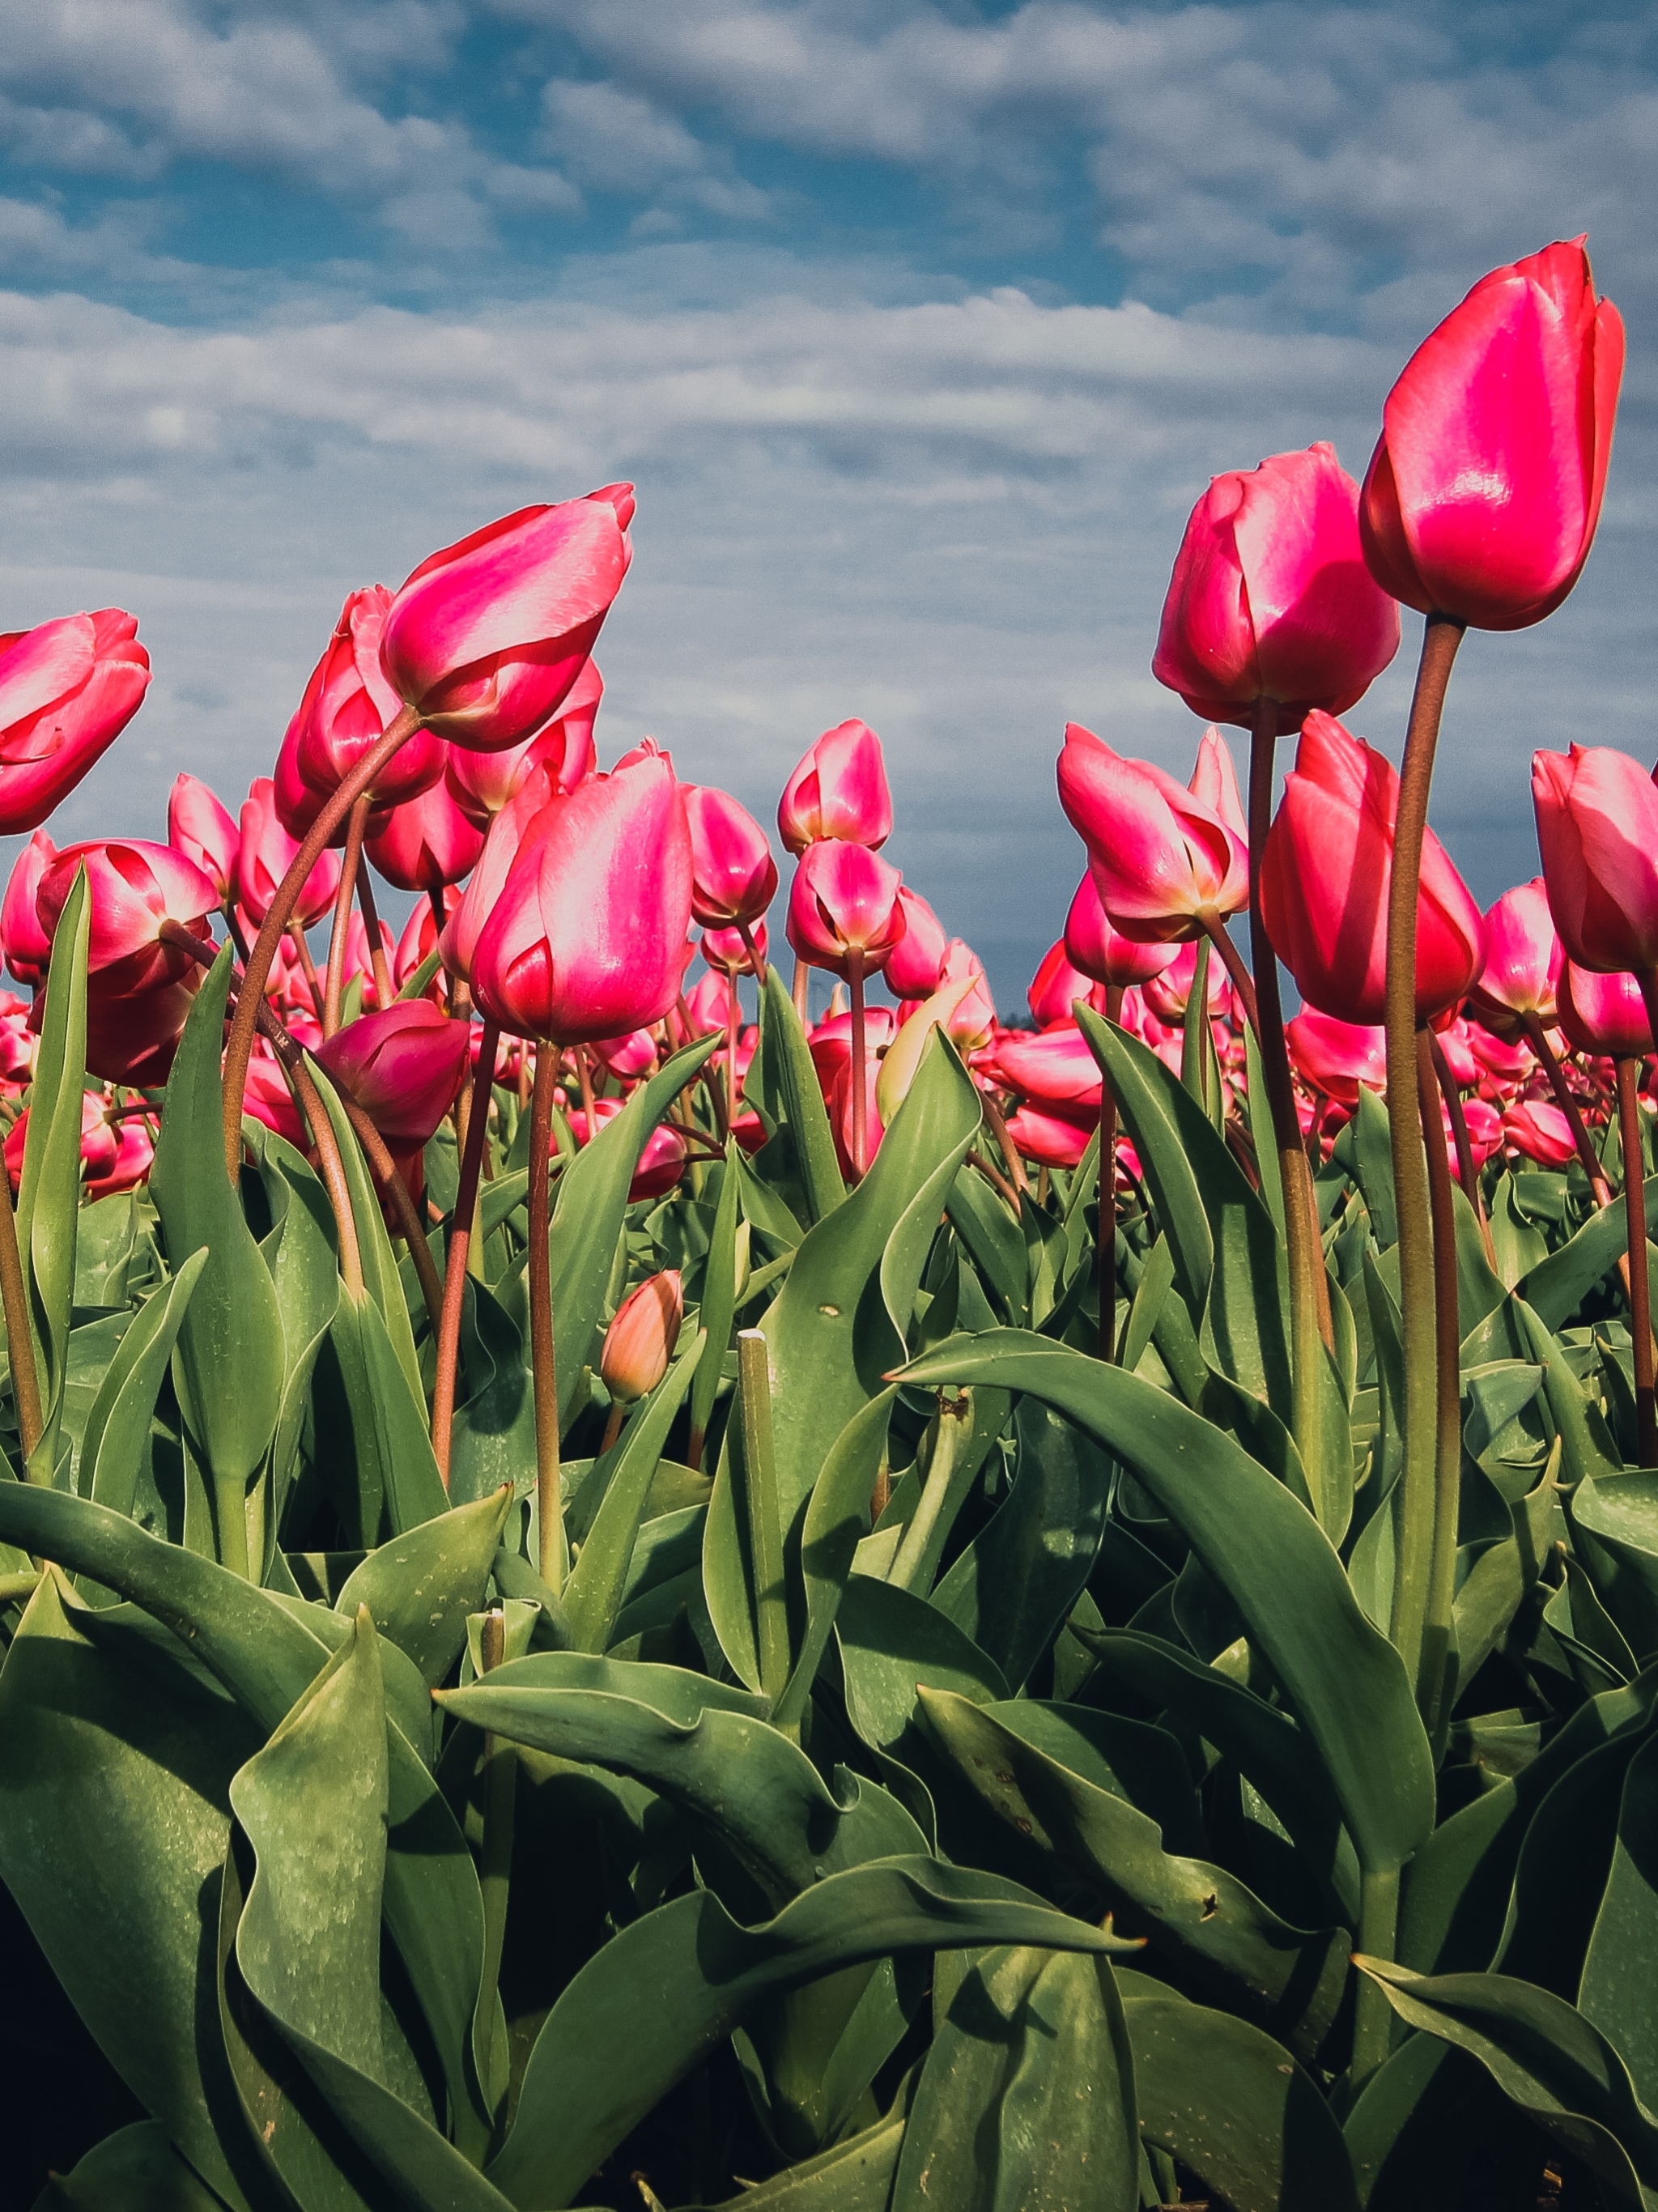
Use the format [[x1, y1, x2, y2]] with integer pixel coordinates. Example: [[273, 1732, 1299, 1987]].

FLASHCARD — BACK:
[[2, 0, 1656, 1004]]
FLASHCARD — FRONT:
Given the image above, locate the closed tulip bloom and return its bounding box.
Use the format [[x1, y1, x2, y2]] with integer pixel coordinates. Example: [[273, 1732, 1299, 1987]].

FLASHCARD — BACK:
[[365, 776, 486, 891], [592, 1027, 660, 1081], [994, 1023, 1103, 1116], [1286, 1009, 1388, 1105], [440, 767, 559, 987], [1062, 871, 1180, 990], [1261, 712, 1486, 1024], [167, 774, 240, 904], [2, 832, 57, 986], [1057, 724, 1248, 945], [1558, 960, 1653, 1061], [83, 970, 201, 1088], [472, 749, 692, 1043], [314, 1001, 473, 1149], [1154, 445, 1400, 732], [1027, 939, 1102, 1028], [394, 886, 459, 993], [684, 968, 737, 1036], [572, 1093, 688, 1200], [883, 887, 950, 1001], [380, 487, 634, 751], [1468, 879, 1563, 1036], [445, 659, 603, 826], [292, 588, 445, 808], [1142, 939, 1232, 1027], [778, 721, 893, 853], [682, 785, 778, 928], [1503, 1099, 1578, 1169], [786, 839, 905, 977], [701, 919, 767, 976], [601, 1271, 683, 1405], [38, 840, 218, 991], [237, 777, 342, 928], [244, 1049, 306, 1151], [1360, 240, 1624, 631], [1533, 746, 1658, 975], [86, 1117, 155, 1202], [1004, 1102, 1096, 1170], [0, 610, 151, 834]]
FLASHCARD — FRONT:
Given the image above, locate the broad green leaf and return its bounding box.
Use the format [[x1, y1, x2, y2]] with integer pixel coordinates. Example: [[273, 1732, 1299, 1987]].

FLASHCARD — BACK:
[[15, 868, 89, 1479], [688, 1142, 741, 1460], [1490, 1172, 1549, 1291], [28, 2121, 228, 2212], [759, 966, 844, 1225], [889, 1944, 1138, 2212], [1519, 1181, 1658, 1331], [335, 1487, 511, 1686], [686, 2099, 908, 2210], [1579, 1730, 1658, 2112], [306, 1061, 423, 1401], [72, 1190, 139, 1309], [325, 1287, 449, 1541], [79, 1250, 207, 1531], [946, 1163, 1027, 1325], [836, 1572, 1008, 1762], [772, 1389, 893, 1729], [899, 1332, 1435, 1877], [487, 1857, 1130, 2210], [1078, 1009, 1214, 1316], [1449, 1443, 1558, 1695], [563, 1336, 704, 1653], [1572, 1471, 1658, 1663]]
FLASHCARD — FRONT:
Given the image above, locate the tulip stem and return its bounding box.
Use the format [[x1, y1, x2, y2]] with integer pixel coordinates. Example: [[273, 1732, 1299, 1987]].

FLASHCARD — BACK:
[[725, 972, 741, 1125], [1383, 613, 1465, 1713], [290, 1057, 365, 1299], [1351, 1866, 1401, 2088], [966, 1146, 1021, 1212], [529, 1045, 564, 1593], [1416, 1026, 1465, 1732], [220, 904, 252, 967], [738, 919, 768, 986], [223, 708, 423, 1178], [1098, 981, 1123, 1360], [323, 795, 371, 1039], [1430, 1032, 1496, 1267], [791, 956, 810, 1024], [979, 1085, 1028, 1199], [1617, 1053, 1658, 1465], [847, 950, 869, 1180], [355, 853, 394, 1010], [0, 1172, 44, 1470], [431, 1022, 500, 1482], [1521, 1014, 1613, 1198], [287, 921, 325, 1024]]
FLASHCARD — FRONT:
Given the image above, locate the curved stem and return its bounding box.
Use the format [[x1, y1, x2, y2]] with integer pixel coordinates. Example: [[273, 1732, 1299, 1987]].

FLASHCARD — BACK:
[[1417, 1026, 1465, 1732], [1099, 981, 1123, 1361], [966, 1146, 1020, 1211], [1384, 614, 1465, 1708], [1522, 1011, 1613, 1199], [1618, 1053, 1658, 1465], [725, 969, 741, 1124], [222, 707, 420, 1178], [576, 1044, 597, 1147], [1351, 1867, 1401, 2088], [528, 1046, 563, 1592], [848, 949, 869, 1180], [290, 1058, 365, 1298], [1430, 1031, 1495, 1268], [287, 921, 325, 1024], [432, 1021, 500, 1484], [220, 904, 252, 966], [791, 955, 810, 1023], [323, 794, 371, 1037], [738, 918, 768, 986], [979, 1085, 1028, 1199], [0, 1172, 43, 1469], [354, 853, 394, 1009]]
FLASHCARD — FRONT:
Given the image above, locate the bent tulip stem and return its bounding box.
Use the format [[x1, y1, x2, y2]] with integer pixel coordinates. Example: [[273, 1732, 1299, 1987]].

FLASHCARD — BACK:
[[1384, 614, 1465, 1709], [738, 919, 767, 987], [1430, 1032, 1496, 1268], [323, 794, 371, 1039], [528, 1045, 563, 1593], [1098, 981, 1123, 1360], [432, 1019, 500, 1485], [979, 1086, 1028, 1200], [223, 706, 422, 1178], [1416, 1027, 1465, 1732], [290, 1057, 366, 1300], [1522, 1011, 1612, 1200], [848, 950, 869, 1180], [0, 1172, 44, 1471], [1617, 1052, 1658, 1465], [354, 853, 394, 1010]]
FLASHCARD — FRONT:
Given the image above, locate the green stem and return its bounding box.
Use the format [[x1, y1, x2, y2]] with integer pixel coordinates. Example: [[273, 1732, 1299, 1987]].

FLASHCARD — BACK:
[[529, 1048, 564, 1593], [1351, 1865, 1401, 2086], [1099, 981, 1123, 1360], [848, 949, 868, 1180], [889, 1391, 970, 1590], [0, 1167, 44, 1474], [1384, 615, 1465, 1700], [322, 794, 371, 1038], [477, 1606, 516, 2148], [1416, 1026, 1464, 1731], [738, 1328, 789, 1705], [1617, 1053, 1657, 1465], [214, 1474, 250, 1580]]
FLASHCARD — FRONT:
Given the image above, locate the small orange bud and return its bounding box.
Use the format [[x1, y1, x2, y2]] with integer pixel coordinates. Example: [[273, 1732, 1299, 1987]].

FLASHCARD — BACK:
[[600, 1270, 682, 1405]]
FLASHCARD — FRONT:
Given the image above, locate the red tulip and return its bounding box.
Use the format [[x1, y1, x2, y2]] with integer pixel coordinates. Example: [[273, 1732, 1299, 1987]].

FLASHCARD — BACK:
[[5, 1091, 117, 1195], [1286, 1009, 1388, 1105], [167, 774, 240, 904], [994, 1023, 1103, 1117], [291, 588, 444, 809], [1558, 960, 1653, 1061], [1061, 872, 1180, 991], [591, 1027, 659, 1081], [701, 920, 767, 976], [86, 1117, 155, 1200], [1468, 878, 1563, 1036], [314, 1001, 473, 1149], [472, 748, 692, 1043], [380, 487, 634, 751], [1503, 1099, 1578, 1168], [37, 840, 218, 989], [1154, 444, 1400, 733], [682, 785, 777, 929], [1057, 724, 1248, 945], [244, 1049, 306, 1151], [82, 971, 200, 1088], [394, 886, 459, 993], [0, 610, 150, 834], [778, 721, 893, 853], [236, 776, 342, 928], [444, 659, 603, 826], [600, 1271, 683, 1404], [1360, 240, 1624, 631], [1003, 1101, 1096, 1170], [0, 993, 34, 1083], [1532, 746, 1658, 976], [2, 832, 56, 987], [365, 775, 486, 891], [440, 765, 559, 988], [1027, 939, 1103, 1029], [1261, 712, 1486, 1024], [786, 839, 904, 977], [572, 1093, 687, 1201]]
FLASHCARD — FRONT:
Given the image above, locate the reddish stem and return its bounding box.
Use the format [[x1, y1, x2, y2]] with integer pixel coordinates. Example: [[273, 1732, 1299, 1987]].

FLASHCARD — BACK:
[[323, 795, 371, 1038], [1618, 1053, 1658, 1465], [355, 855, 394, 1010], [432, 1019, 500, 1485]]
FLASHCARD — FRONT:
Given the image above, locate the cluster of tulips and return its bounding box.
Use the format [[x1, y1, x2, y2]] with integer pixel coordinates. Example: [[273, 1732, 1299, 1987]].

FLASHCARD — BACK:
[[1, 228, 1656, 2212]]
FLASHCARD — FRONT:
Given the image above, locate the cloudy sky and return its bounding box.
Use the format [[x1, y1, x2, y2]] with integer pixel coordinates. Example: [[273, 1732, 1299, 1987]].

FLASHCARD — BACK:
[[2, 0, 1654, 1002]]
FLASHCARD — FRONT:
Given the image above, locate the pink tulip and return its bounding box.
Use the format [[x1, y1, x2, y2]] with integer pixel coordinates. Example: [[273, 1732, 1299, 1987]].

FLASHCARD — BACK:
[[1154, 444, 1401, 732], [883, 887, 950, 1001], [395, 887, 459, 993], [1533, 747, 1658, 976], [2, 832, 57, 987], [291, 588, 445, 808], [444, 660, 603, 826], [1027, 939, 1103, 1029], [1057, 724, 1248, 945], [167, 774, 240, 905], [1456, 1096, 1506, 1167], [1436, 1018, 1482, 1088], [1360, 240, 1624, 631], [1503, 1099, 1578, 1168], [592, 1027, 659, 1082], [931, 941, 997, 1049], [5, 1091, 117, 1195], [1468, 878, 1563, 1036], [600, 1271, 683, 1404], [365, 775, 486, 891], [236, 777, 342, 928], [702, 920, 767, 976], [37, 840, 218, 989], [244, 1050, 306, 1151], [685, 968, 737, 1036], [380, 487, 634, 751], [1286, 1009, 1388, 1105], [1141, 939, 1233, 1027], [993, 1024, 1103, 1117], [778, 721, 893, 853], [1261, 712, 1486, 1024], [472, 748, 692, 1044], [572, 1093, 688, 1201], [0, 610, 150, 834], [1062, 872, 1180, 991], [314, 1001, 473, 1150], [1558, 960, 1653, 1061], [786, 839, 905, 977], [0, 993, 35, 1083], [1466, 1024, 1535, 1087], [682, 785, 777, 929], [86, 1117, 155, 1201], [440, 766, 559, 987]]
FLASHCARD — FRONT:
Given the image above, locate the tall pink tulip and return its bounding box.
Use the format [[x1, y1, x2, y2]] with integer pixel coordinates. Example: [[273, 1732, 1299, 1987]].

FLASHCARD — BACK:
[[365, 776, 486, 892], [471, 748, 692, 1044], [1285, 1009, 1388, 1106], [785, 840, 905, 977], [1360, 240, 1624, 630], [1532, 746, 1658, 976], [236, 777, 342, 929], [440, 768, 559, 987], [37, 840, 218, 989], [1056, 724, 1248, 945], [380, 487, 634, 751], [778, 721, 893, 853], [167, 774, 240, 904], [682, 785, 777, 929], [1027, 938, 1102, 1029], [2, 832, 57, 987], [1467, 879, 1563, 1036], [0, 610, 150, 834], [1261, 712, 1486, 1025], [291, 588, 445, 811], [1154, 444, 1400, 732]]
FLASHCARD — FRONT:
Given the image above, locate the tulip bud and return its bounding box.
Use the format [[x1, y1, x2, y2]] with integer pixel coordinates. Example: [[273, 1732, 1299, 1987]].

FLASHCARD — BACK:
[[600, 1271, 683, 1405], [444, 660, 603, 825], [1503, 1099, 1578, 1168], [0, 610, 150, 834], [1532, 746, 1658, 976], [1558, 961, 1653, 1061], [1468, 878, 1563, 1036], [1284, 1009, 1388, 1105], [682, 785, 778, 929], [236, 776, 342, 927], [1062, 872, 1180, 991], [785, 839, 905, 977], [883, 886, 950, 1000], [1057, 725, 1248, 946], [2, 832, 57, 987], [1027, 938, 1102, 1028], [291, 588, 445, 809], [366, 773, 487, 891], [167, 774, 240, 904], [701, 920, 767, 976], [37, 840, 219, 990], [778, 721, 893, 853], [314, 1001, 474, 1150]]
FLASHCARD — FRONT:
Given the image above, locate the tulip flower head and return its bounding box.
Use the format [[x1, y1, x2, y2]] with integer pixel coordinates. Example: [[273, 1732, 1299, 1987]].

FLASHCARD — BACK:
[[682, 785, 778, 929], [1027, 938, 1103, 1028], [1057, 724, 1248, 946], [702, 920, 767, 976], [786, 838, 905, 979], [1286, 1009, 1388, 1106], [1533, 746, 1658, 976], [1468, 878, 1563, 1036], [2, 832, 57, 987], [380, 487, 634, 751], [1360, 240, 1624, 631], [884, 886, 950, 1001], [1503, 1099, 1578, 1169], [236, 776, 342, 928], [365, 776, 486, 891], [1154, 445, 1400, 733], [778, 721, 893, 853], [38, 840, 219, 992], [314, 1001, 474, 1151], [292, 588, 445, 809], [444, 659, 604, 826], [1062, 871, 1180, 991], [167, 775, 240, 905], [600, 1271, 684, 1406], [1558, 960, 1653, 1061], [0, 610, 151, 835]]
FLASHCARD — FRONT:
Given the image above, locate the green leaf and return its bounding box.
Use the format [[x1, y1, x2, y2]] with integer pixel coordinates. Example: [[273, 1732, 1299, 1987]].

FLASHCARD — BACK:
[[325, 1287, 450, 1541], [486, 1857, 1131, 2210], [689, 1142, 742, 1458], [563, 1335, 704, 1653], [149, 950, 284, 1499], [899, 1332, 1435, 1878], [759, 966, 845, 1225], [772, 1389, 893, 1729], [16, 867, 89, 1477], [1078, 1008, 1214, 1317], [1579, 1730, 1658, 2112], [79, 1250, 207, 1529], [1449, 1443, 1559, 1695], [889, 1944, 1139, 2212], [1519, 1181, 1658, 1331], [1571, 1471, 1658, 1663], [835, 1572, 1008, 1763], [28, 2121, 229, 2212], [306, 1059, 423, 1401], [946, 1163, 1028, 1325], [687, 2099, 908, 2210], [334, 1486, 511, 1686]]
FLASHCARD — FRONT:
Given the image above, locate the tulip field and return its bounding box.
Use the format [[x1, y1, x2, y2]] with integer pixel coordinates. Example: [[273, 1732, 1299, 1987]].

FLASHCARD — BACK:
[[0, 237, 1653, 2210]]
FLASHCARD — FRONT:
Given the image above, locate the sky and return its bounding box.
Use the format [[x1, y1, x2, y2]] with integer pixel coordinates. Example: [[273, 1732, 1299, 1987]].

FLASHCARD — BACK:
[[2, 0, 1656, 1007]]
